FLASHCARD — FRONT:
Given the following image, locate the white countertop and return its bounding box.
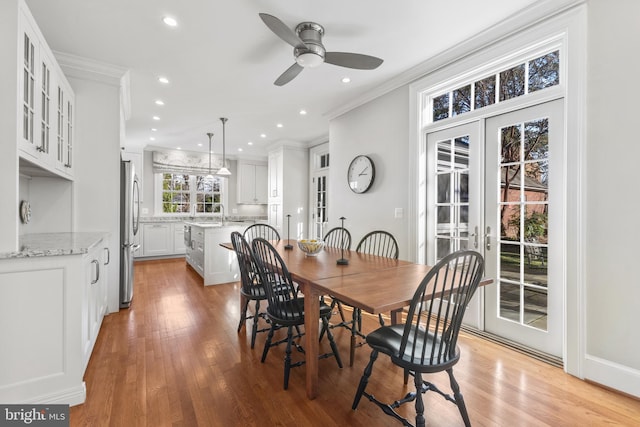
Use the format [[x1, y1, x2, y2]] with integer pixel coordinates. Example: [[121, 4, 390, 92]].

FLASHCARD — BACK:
[[0, 232, 108, 259]]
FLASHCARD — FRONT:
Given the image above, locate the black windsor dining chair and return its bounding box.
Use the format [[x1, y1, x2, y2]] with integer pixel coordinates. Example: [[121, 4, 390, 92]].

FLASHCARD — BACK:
[[251, 237, 343, 390], [230, 231, 271, 349], [352, 250, 485, 427], [243, 223, 281, 244]]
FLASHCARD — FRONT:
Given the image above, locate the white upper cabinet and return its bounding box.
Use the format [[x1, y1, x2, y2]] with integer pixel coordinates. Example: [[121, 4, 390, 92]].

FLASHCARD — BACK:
[[17, 2, 74, 180], [237, 161, 268, 204]]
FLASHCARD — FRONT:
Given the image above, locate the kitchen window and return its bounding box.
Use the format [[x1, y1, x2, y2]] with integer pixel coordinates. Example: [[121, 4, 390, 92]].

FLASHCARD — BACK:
[[156, 173, 224, 215]]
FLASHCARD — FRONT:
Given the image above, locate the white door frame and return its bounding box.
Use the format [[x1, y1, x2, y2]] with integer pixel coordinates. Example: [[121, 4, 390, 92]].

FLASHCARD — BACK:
[[408, 5, 587, 376]]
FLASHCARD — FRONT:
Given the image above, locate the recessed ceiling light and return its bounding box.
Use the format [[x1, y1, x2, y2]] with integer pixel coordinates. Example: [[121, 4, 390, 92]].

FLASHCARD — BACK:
[[248, 141, 253, 146], [260, 133, 266, 138], [162, 16, 178, 27], [155, 100, 165, 106], [149, 137, 155, 141], [197, 143, 203, 147], [341, 77, 351, 83], [152, 116, 160, 121], [276, 123, 283, 128], [299, 109, 307, 115], [238, 148, 243, 152], [158, 76, 169, 84], [151, 128, 157, 132], [176, 147, 182, 150]]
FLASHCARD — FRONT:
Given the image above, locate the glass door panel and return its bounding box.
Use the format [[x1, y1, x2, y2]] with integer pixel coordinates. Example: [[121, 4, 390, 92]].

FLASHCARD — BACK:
[[485, 99, 563, 357], [426, 122, 481, 328]]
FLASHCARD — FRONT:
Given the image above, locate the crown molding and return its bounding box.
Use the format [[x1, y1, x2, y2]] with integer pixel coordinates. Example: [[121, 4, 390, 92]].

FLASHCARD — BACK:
[[325, 0, 585, 120], [54, 51, 128, 86]]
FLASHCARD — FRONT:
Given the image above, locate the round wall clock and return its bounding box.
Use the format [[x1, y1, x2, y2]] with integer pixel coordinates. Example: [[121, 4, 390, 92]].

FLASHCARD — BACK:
[[19, 200, 31, 224], [347, 155, 375, 194]]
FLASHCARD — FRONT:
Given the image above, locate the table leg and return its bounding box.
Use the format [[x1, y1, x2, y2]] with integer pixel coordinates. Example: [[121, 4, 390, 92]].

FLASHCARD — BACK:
[[391, 308, 403, 325], [301, 281, 320, 399]]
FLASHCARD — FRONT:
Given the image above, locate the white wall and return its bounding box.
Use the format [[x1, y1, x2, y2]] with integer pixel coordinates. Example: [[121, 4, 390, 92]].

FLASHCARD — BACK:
[[584, 0, 640, 385], [68, 73, 122, 314], [330, 87, 410, 257]]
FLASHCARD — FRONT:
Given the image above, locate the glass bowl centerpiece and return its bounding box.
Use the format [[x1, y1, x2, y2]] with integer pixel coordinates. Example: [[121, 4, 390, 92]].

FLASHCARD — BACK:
[[297, 239, 325, 256]]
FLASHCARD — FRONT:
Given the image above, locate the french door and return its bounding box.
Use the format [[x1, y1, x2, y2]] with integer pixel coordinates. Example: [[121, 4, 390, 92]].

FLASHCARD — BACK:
[[484, 99, 563, 357], [426, 122, 482, 328], [426, 99, 564, 357]]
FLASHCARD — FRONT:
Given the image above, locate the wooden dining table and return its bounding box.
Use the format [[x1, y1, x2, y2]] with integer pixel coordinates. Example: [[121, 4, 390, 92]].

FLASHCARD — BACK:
[[222, 239, 492, 400]]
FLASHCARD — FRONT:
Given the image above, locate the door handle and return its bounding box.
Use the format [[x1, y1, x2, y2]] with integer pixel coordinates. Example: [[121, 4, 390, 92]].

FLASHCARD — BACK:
[[470, 226, 479, 249], [485, 226, 491, 251]]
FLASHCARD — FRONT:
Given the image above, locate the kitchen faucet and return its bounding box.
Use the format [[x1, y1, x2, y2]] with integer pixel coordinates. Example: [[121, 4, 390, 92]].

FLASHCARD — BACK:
[[219, 203, 225, 225]]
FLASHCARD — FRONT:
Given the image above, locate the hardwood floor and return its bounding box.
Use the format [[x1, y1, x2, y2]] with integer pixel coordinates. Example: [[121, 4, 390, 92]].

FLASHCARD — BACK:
[[70, 258, 640, 426]]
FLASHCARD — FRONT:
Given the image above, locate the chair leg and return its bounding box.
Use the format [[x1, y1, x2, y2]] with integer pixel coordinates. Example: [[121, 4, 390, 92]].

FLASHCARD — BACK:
[[352, 350, 378, 410], [250, 300, 261, 349], [283, 326, 294, 390], [261, 324, 276, 363], [238, 298, 250, 333], [447, 368, 471, 427], [413, 372, 426, 427], [322, 317, 343, 368]]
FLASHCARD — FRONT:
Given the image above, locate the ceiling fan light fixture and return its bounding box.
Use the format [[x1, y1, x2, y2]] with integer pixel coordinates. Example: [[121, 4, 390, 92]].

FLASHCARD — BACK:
[[296, 52, 323, 68]]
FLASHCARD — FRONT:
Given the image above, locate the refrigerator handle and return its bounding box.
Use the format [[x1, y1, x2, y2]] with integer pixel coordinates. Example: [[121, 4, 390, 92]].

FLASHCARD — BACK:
[[104, 247, 110, 265]]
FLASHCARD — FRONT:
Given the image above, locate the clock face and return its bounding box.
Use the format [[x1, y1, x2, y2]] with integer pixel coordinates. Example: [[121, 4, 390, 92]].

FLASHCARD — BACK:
[[347, 155, 375, 194]]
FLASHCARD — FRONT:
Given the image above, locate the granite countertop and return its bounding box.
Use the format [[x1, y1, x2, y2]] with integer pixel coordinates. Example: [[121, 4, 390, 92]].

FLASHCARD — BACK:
[[140, 216, 266, 224], [0, 232, 108, 259]]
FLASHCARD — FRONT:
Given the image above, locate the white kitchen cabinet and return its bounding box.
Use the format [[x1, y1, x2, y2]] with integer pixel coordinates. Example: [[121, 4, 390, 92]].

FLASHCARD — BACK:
[[140, 222, 186, 257], [54, 78, 74, 176], [185, 224, 243, 285], [237, 161, 267, 204], [173, 223, 186, 254], [142, 223, 172, 256], [17, 1, 74, 180], [268, 145, 308, 237], [82, 239, 109, 371], [0, 233, 108, 406]]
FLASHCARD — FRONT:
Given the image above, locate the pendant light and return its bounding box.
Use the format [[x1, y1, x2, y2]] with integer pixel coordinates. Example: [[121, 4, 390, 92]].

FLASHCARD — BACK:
[[217, 117, 231, 176], [205, 132, 214, 180]]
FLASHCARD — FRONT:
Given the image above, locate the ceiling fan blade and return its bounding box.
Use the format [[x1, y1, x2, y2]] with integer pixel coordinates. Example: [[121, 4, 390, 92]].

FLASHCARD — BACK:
[[259, 13, 307, 49], [274, 63, 304, 86], [324, 52, 384, 70]]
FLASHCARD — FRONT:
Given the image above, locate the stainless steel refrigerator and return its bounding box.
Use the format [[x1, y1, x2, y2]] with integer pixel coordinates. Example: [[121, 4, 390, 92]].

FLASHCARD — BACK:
[[120, 159, 140, 308]]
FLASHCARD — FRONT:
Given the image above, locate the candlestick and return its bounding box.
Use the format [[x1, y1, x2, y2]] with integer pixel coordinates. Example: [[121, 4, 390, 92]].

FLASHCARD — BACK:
[[285, 214, 293, 250], [337, 216, 348, 265]]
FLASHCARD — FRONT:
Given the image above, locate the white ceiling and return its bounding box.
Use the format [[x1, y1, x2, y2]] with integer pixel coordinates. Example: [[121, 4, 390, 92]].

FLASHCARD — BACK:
[[25, 0, 539, 158]]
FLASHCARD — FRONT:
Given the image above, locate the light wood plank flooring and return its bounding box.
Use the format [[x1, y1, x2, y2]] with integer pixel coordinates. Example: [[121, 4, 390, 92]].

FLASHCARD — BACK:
[[70, 258, 640, 426]]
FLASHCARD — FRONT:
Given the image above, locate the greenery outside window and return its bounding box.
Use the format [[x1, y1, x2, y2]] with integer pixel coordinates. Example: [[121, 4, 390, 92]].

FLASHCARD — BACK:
[[158, 173, 224, 215]]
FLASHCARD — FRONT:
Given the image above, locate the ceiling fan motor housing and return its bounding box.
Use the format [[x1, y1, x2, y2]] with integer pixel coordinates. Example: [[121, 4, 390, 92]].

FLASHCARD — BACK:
[[294, 22, 325, 67]]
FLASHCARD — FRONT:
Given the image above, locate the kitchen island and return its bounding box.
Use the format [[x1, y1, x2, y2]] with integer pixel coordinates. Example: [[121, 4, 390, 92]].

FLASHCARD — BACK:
[[184, 222, 246, 285], [0, 232, 110, 406]]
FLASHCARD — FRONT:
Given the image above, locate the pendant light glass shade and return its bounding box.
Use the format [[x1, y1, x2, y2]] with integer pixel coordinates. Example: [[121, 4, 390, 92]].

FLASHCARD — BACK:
[[217, 117, 231, 176], [205, 132, 214, 180]]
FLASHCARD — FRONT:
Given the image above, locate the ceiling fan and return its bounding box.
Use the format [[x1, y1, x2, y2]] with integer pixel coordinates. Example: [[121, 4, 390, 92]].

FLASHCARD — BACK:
[[259, 13, 384, 86]]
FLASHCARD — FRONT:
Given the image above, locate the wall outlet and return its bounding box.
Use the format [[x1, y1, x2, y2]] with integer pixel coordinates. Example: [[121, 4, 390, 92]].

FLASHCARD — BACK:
[[394, 208, 403, 219], [232, 208, 238, 214], [142, 208, 149, 215]]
